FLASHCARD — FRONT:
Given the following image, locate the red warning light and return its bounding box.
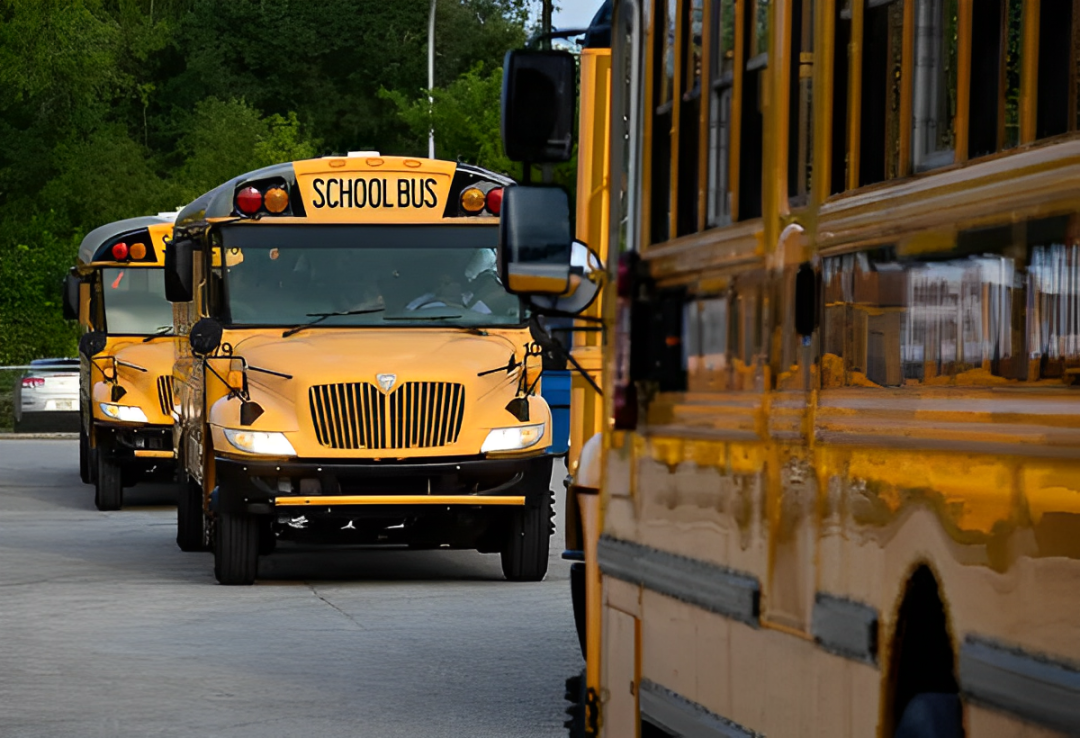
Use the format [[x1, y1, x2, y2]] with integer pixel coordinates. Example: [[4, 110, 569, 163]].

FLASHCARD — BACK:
[[236, 187, 263, 215], [111, 242, 129, 260], [486, 188, 503, 215]]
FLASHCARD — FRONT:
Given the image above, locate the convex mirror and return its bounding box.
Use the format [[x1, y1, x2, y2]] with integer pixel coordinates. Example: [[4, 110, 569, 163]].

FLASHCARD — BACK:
[[528, 240, 604, 315], [189, 317, 223, 356], [498, 186, 573, 296], [62, 273, 81, 321], [78, 330, 107, 358]]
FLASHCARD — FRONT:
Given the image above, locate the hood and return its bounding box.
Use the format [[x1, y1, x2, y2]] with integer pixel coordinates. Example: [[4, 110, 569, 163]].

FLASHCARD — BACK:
[[93, 336, 177, 425]]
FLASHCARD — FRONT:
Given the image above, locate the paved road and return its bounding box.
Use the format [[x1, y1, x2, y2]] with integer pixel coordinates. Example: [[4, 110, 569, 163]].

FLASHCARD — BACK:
[[0, 440, 581, 737]]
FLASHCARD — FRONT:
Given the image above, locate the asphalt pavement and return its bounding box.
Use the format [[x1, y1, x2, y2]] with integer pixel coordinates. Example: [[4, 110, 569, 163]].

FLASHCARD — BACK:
[[0, 439, 581, 737]]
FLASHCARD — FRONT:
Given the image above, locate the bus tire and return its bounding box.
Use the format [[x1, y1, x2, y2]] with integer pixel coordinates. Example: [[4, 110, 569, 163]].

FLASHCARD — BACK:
[[79, 428, 90, 484], [94, 448, 123, 511], [214, 512, 259, 585], [501, 489, 553, 582], [176, 476, 206, 552]]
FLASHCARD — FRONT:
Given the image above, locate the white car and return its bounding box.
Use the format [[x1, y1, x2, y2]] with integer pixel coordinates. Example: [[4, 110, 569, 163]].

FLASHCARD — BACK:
[[13, 358, 80, 433]]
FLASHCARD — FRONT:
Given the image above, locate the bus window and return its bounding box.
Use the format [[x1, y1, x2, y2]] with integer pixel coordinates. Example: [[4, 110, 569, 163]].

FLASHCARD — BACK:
[[860, 0, 905, 185], [1036, 0, 1074, 140], [739, 1, 766, 220], [911, 0, 958, 172], [676, 0, 704, 236], [706, 0, 735, 226], [788, 0, 814, 205], [831, 1, 852, 194], [651, 0, 677, 244]]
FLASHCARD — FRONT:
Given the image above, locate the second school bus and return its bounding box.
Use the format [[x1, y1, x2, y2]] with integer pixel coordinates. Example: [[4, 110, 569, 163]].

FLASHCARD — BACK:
[[163, 153, 556, 585]]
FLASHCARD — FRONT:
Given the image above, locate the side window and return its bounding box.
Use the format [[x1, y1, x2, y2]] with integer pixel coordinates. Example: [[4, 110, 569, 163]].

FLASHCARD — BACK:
[[1035, 0, 1076, 140], [788, 0, 815, 205], [860, 0, 905, 186], [832, 1, 852, 194], [911, 0, 958, 172], [651, 0, 677, 244], [677, 1, 705, 236], [739, 0, 768, 219], [820, 217, 1080, 388], [707, 0, 736, 225], [968, 0, 1022, 157]]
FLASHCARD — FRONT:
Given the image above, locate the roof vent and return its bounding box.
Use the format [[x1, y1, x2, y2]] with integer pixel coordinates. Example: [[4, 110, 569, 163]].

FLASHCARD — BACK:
[[346, 150, 381, 158]]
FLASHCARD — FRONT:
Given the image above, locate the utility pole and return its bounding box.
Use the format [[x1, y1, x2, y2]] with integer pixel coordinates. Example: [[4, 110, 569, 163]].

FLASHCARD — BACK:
[[541, 0, 553, 48], [428, 0, 437, 159]]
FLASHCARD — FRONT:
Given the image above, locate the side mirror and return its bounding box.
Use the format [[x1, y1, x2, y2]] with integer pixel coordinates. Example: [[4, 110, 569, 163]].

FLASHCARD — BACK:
[[498, 186, 573, 296], [501, 49, 576, 163], [528, 240, 604, 315], [189, 317, 223, 356], [78, 330, 107, 358], [164, 238, 195, 303], [62, 273, 81, 321]]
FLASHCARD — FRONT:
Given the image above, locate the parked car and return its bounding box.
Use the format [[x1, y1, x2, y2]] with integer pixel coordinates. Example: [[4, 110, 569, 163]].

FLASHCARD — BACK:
[[13, 358, 80, 432]]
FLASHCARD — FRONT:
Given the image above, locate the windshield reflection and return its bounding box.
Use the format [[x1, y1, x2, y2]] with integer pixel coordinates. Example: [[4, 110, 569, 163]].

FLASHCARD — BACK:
[[221, 227, 521, 328], [101, 268, 174, 335]]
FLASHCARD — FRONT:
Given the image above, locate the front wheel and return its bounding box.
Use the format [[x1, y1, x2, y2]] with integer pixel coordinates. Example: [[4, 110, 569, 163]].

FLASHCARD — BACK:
[[214, 512, 260, 585], [78, 428, 90, 484], [94, 447, 123, 511], [176, 476, 207, 552], [501, 489, 554, 582]]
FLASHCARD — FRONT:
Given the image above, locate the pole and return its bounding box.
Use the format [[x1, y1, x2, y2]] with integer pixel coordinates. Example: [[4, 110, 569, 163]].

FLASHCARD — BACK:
[[428, 0, 437, 159], [540, 0, 554, 183]]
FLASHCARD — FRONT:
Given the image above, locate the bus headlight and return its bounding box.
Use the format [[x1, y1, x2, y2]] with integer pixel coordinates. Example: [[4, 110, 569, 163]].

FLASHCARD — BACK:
[[99, 403, 149, 423], [223, 429, 296, 456], [481, 423, 545, 453]]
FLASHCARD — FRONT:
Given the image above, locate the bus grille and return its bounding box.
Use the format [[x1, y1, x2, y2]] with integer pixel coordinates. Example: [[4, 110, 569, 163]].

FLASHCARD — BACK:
[[309, 382, 466, 450], [157, 376, 174, 417]]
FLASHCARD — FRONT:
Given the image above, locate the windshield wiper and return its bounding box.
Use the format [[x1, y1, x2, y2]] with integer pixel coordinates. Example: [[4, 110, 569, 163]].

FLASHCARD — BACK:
[[142, 325, 173, 342], [383, 314, 464, 321], [282, 307, 385, 338]]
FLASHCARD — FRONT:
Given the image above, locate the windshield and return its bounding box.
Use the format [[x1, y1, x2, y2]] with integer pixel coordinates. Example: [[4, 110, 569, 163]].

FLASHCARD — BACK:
[[219, 224, 523, 328], [101, 268, 174, 335]]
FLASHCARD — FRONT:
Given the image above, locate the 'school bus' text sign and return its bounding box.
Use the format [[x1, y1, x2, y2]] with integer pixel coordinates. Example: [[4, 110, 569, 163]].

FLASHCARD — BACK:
[[293, 158, 456, 223]]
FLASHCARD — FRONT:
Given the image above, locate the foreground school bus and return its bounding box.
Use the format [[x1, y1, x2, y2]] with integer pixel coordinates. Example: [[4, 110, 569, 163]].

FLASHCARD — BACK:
[[63, 214, 179, 511], [502, 0, 1080, 736], [163, 154, 557, 585]]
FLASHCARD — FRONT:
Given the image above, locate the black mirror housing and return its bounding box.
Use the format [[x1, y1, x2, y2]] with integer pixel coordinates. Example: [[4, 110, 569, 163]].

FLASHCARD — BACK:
[[62, 273, 81, 321], [78, 330, 107, 359], [164, 238, 194, 303], [189, 317, 223, 356], [501, 49, 576, 163], [498, 186, 574, 296]]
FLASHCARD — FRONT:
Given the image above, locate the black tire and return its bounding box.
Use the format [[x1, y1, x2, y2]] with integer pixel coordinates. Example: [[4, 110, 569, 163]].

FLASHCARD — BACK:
[[501, 488, 554, 581], [214, 512, 260, 585], [79, 428, 90, 484], [258, 518, 277, 556], [176, 476, 207, 552], [894, 693, 963, 738], [94, 447, 123, 511]]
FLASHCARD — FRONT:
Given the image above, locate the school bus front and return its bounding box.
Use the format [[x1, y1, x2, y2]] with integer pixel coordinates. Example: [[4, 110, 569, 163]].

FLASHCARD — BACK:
[[167, 155, 556, 585], [67, 214, 179, 510]]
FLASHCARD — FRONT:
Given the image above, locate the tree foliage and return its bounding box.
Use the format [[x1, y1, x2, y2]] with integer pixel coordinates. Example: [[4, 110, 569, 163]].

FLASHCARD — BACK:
[[0, 0, 530, 364]]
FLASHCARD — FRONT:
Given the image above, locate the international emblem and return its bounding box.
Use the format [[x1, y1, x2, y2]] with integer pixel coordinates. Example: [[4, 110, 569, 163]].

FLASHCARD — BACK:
[[376, 373, 396, 393]]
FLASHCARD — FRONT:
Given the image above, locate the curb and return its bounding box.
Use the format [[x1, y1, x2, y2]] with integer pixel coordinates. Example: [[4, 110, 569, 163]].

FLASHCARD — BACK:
[[0, 433, 79, 440]]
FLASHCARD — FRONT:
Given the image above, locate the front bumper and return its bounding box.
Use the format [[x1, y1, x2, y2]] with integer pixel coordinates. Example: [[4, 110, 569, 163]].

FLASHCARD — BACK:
[[214, 454, 544, 514], [95, 422, 176, 463]]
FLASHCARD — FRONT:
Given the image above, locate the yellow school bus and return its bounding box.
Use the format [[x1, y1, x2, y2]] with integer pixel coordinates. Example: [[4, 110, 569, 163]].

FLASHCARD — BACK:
[[163, 153, 556, 585], [501, 0, 1080, 736], [63, 213, 179, 510]]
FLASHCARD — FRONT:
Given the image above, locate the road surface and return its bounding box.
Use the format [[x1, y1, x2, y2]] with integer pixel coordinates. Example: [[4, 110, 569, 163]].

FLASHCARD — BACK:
[[0, 439, 580, 737]]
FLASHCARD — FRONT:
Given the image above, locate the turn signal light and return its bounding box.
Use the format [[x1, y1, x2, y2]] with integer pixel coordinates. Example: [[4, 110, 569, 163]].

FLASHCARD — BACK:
[[461, 187, 485, 213], [486, 187, 503, 215], [236, 187, 263, 215], [264, 187, 289, 214], [111, 242, 129, 260], [21, 377, 45, 389]]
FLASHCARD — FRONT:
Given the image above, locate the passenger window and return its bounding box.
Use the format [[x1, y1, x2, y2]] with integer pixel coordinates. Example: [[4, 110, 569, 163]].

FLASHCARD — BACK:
[[911, 0, 958, 172], [1036, 0, 1074, 139], [677, 0, 705, 236], [831, 2, 852, 194], [788, 0, 814, 205], [820, 217, 1080, 388], [707, 0, 736, 226], [739, 1, 767, 220], [860, 0, 905, 185], [968, 0, 1022, 157], [650, 0, 677, 243]]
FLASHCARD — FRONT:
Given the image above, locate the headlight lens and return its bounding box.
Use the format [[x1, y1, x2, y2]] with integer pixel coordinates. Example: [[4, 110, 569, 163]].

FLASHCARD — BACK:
[[223, 429, 296, 456], [99, 403, 149, 423], [481, 423, 546, 453]]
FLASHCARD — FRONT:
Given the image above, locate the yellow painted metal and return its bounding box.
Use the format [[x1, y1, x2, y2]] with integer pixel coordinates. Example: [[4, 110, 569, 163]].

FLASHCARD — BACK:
[[1021, 0, 1040, 144], [273, 495, 525, 507]]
